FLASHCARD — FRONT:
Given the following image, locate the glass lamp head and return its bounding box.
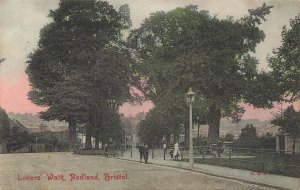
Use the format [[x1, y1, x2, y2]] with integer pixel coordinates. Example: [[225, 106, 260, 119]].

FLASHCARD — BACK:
[[185, 87, 196, 104]]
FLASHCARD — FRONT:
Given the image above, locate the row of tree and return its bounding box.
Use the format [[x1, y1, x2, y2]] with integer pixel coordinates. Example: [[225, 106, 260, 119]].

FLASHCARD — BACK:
[[24, 1, 299, 149], [135, 5, 299, 146]]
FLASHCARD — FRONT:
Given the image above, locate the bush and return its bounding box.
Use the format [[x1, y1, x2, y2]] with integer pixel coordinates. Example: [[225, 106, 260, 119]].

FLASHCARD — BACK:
[[193, 137, 207, 146], [233, 124, 260, 149], [257, 133, 276, 149], [223, 133, 234, 142]]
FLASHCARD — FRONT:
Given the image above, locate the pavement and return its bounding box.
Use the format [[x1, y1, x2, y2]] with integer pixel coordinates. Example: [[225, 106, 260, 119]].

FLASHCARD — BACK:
[[118, 148, 300, 190]]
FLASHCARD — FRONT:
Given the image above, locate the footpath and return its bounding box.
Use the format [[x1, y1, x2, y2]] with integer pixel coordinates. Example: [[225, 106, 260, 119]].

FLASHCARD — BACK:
[[116, 149, 299, 190]]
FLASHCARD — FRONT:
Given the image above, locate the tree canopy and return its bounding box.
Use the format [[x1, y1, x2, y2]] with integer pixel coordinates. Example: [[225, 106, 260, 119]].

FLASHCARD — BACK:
[[129, 4, 273, 144], [268, 14, 300, 101], [26, 0, 140, 148], [272, 106, 300, 140]]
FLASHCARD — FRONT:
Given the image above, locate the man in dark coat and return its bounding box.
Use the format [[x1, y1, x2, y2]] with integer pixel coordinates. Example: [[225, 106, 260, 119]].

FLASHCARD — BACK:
[[139, 144, 145, 163], [104, 143, 108, 157], [144, 145, 149, 164]]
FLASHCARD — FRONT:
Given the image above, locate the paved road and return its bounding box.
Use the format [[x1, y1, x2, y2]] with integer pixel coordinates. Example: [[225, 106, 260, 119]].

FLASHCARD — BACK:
[[0, 152, 275, 190]]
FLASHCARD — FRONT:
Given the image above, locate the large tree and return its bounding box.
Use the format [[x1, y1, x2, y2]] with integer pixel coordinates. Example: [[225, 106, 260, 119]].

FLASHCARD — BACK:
[[268, 14, 300, 101], [138, 109, 166, 146], [128, 4, 273, 144], [26, 0, 140, 149]]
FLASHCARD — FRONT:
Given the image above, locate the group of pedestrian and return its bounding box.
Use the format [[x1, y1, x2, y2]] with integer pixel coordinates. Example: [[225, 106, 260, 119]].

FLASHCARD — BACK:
[[139, 142, 181, 163], [138, 144, 149, 164]]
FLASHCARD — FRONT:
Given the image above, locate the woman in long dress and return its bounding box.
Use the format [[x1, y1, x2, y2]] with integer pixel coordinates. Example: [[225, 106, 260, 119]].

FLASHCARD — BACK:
[[174, 143, 180, 160]]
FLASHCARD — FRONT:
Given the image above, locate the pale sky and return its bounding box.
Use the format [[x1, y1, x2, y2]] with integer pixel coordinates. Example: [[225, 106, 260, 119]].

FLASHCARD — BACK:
[[0, 0, 299, 119]]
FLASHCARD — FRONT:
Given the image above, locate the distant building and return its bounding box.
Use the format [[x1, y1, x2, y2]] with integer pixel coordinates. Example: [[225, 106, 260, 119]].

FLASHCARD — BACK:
[[49, 125, 69, 141], [0, 142, 6, 154], [8, 120, 69, 153], [10, 119, 29, 134], [0, 120, 23, 153], [0, 139, 7, 154], [24, 122, 68, 140], [7, 119, 33, 153]]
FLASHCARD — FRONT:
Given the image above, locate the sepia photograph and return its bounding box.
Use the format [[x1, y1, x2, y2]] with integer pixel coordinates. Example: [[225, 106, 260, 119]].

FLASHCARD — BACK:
[[0, 0, 299, 189]]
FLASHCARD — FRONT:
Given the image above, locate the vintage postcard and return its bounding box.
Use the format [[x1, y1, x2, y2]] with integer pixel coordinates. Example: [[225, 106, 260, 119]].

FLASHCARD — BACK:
[[0, 0, 299, 190]]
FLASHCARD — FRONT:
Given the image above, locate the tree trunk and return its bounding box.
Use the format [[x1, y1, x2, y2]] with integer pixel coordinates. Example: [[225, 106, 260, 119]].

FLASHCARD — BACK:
[[207, 104, 221, 145], [174, 133, 178, 144], [68, 119, 76, 151], [292, 138, 296, 155], [95, 134, 100, 150], [166, 134, 170, 145], [85, 123, 92, 149]]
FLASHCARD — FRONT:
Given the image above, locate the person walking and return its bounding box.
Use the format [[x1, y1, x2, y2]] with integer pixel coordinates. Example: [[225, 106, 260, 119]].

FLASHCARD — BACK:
[[163, 143, 167, 160], [144, 144, 149, 164], [169, 144, 174, 159], [138, 144, 145, 163], [174, 142, 180, 161], [104, 143, 108, 157]]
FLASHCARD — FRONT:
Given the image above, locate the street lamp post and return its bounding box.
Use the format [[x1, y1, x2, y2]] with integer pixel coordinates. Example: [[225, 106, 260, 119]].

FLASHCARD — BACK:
[[186, 87, 196, 169], [197, 116, 200, 139]]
